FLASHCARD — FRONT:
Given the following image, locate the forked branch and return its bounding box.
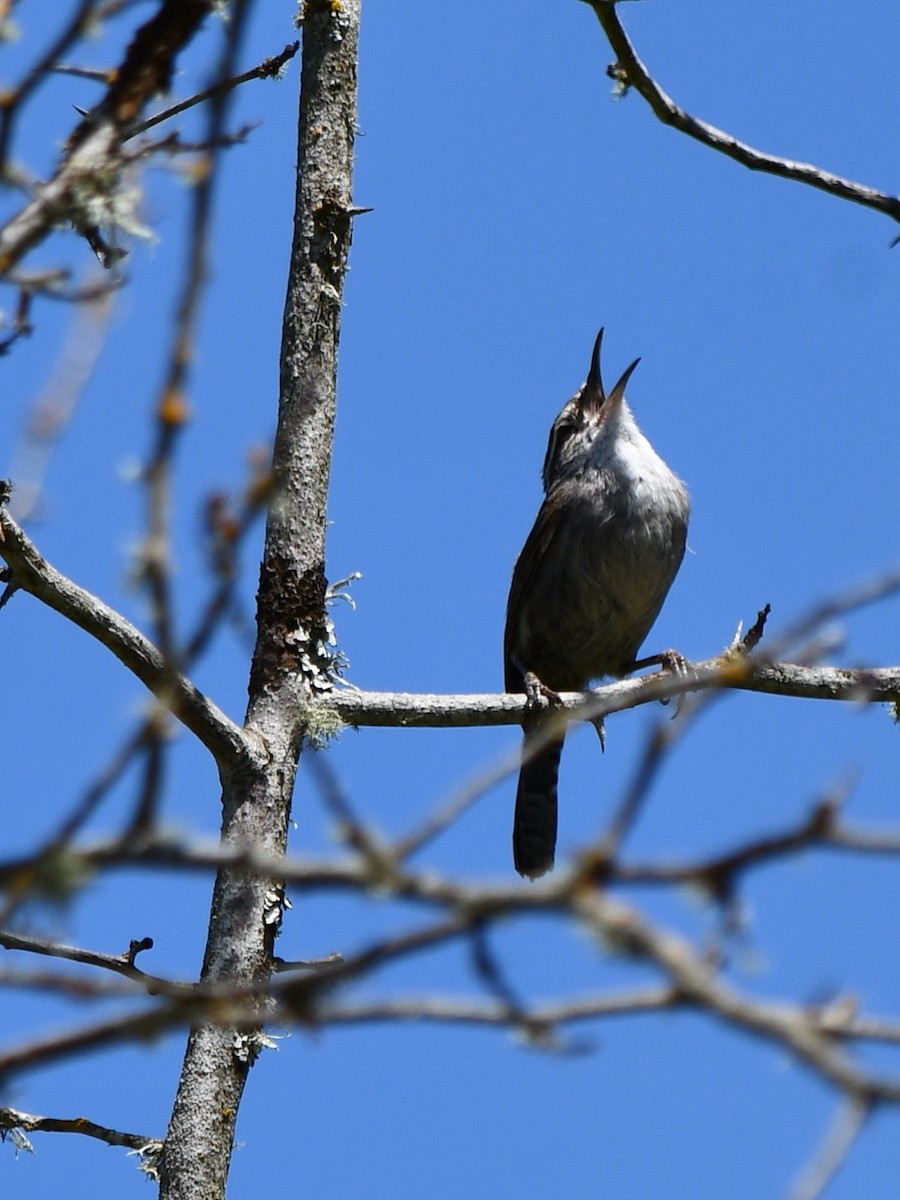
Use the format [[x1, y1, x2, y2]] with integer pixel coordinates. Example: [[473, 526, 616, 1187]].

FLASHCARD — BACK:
[[0, 499, 251, 768]]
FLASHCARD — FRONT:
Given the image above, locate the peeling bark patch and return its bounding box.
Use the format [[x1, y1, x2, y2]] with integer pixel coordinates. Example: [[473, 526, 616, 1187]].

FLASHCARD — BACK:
[[249, 556, 327, 696], [311, 193, 353, 279]]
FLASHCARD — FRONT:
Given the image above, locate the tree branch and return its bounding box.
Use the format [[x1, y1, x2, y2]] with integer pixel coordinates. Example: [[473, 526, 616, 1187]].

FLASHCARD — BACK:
[[159, 4, 362, 1196], [0, 1104, 160, 1159], [580, 1, 900, 228], [790, 1095, 871, 1200], [7, 794, 900, 905], [0, 0, 216, 271], [0, 500, 252, 768], [127, 41, 300, 138], [6, 853, 900, 1108], [0, 929, 186, 995], [327, 661, 900, 728]]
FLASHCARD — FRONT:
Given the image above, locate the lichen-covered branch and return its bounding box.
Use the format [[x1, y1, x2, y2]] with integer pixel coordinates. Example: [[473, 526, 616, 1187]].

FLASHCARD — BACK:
[[0, 1105, 161, 1173], [158, 4, 362, 1197], [327, 662, 900, 729], [0, 0, 217, 272]]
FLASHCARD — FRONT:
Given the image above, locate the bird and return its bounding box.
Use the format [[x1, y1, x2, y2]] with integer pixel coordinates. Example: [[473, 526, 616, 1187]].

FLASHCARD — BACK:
[[504, 329, 689, 878]]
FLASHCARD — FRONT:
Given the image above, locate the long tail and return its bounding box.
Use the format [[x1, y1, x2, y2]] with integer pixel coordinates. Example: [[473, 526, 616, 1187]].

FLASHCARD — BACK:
[[512, 725, 564, 879]]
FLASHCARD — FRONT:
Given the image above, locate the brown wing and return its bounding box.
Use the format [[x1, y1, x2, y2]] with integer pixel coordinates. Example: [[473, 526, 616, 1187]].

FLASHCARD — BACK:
[[503, 493, 568, 694]]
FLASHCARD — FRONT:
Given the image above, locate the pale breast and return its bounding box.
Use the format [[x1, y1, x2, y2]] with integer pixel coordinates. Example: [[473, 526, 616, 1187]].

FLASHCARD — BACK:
[[510, 455, 688, 689]]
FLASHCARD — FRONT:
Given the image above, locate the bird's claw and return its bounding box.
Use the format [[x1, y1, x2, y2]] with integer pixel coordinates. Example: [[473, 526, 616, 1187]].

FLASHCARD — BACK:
[[523, 671, 563, 711], [658, 648, 690, 676], [654, 648, 692, 716]]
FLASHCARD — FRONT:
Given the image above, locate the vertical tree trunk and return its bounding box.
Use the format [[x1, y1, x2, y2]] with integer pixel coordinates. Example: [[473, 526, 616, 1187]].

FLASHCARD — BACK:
[[158, 4, 360, 1196]]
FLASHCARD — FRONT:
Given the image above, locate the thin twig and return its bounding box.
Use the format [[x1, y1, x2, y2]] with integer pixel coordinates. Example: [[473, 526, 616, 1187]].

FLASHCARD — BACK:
[[0, 929, 186, 994], [0, 0, 100, 168], [126, 41, 300, 138], [137, 5, 259, 670], [581, 1, 900, 228], [0, 1105, 160, 1153], [613, 781, 860, 895], [308, 751, 392, 867], [8, 808, 900, 902], [5, 868, 900, 1108], [7, 290, 115, 522], [790, 1094, 871, 1200], [318, 985, 679, 1030], [0, 502, 252, 767]]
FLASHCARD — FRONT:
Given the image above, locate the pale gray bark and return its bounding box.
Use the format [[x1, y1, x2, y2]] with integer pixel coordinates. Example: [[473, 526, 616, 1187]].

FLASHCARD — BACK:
[[157, 4, 361, 1196], [327, 663, 900, 728]]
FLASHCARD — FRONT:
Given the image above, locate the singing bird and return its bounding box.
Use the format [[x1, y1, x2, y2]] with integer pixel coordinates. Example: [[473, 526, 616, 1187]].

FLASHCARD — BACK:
[[504, 330, 689, 878]]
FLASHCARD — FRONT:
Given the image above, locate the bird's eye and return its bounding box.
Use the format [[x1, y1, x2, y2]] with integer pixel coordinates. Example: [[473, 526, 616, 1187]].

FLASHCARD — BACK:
[[542, 414, 578, 491]]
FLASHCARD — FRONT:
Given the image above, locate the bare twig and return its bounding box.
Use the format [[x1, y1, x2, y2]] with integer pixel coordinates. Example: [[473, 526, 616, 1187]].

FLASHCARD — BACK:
[[136, 2, 258, 671], [741, 604, 771, 652], [0, 929, 183, 994], [308, 751, 391, 867], [126, 41, 300, 138], [0, 966, 143, 1000], [0, 287, 32, 354], [5, 269, 122, 303], [393, 741, 527, 861], [0, 0, 100, 168], [790, 1094, 871, 1200], [580, 1, 900, 229], [7, 801, 900, 903], [613, 782, 859, 898], [0, 502, 252, 767], [0, 1104, 160, 1154], [5, 857, 900, 1111], [0, 457, 271, 914], [573, 890, 900, 1101], [328, 662, 900, 729], [50, 65, 117, 83], [0, 1, 215, 272], [317, 986, 678, 1030], [0, 1000, 189, 1082]]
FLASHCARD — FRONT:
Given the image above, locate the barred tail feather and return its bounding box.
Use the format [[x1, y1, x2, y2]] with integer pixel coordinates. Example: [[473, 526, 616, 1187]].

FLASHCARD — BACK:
[[512, 734, 563, 879]]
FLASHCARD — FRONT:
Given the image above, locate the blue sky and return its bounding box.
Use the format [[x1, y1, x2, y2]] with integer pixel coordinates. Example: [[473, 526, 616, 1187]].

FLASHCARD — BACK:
[[3, 1, 900, 1196]]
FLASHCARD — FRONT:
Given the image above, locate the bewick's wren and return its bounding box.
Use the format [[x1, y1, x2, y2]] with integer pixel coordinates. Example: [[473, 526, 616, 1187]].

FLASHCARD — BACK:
[[504, 330, 689, 879]]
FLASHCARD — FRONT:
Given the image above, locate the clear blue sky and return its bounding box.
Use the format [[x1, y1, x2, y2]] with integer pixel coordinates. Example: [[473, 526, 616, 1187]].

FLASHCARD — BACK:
[[3, 1, 900, 1196]]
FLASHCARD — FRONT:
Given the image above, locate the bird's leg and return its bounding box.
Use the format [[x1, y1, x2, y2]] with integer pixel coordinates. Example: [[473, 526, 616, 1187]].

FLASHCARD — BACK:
[[622, 649, 692, 712], [524, 672, 605, 750], [522, 671, 563, 711], [626, 647, 690, 675]]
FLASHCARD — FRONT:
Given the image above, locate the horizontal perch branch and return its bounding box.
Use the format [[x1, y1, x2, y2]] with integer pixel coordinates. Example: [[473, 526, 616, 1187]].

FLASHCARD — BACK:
[[328, 661, 900, 728]]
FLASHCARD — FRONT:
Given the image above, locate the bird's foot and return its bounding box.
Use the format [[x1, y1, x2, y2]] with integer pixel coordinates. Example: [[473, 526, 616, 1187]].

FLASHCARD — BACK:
[[627, 647, 691, 675], [523, 671, 563, 711], [625, 649, 692, 713], [655, 649, 692, 714], [658, 648, 690, 675]]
